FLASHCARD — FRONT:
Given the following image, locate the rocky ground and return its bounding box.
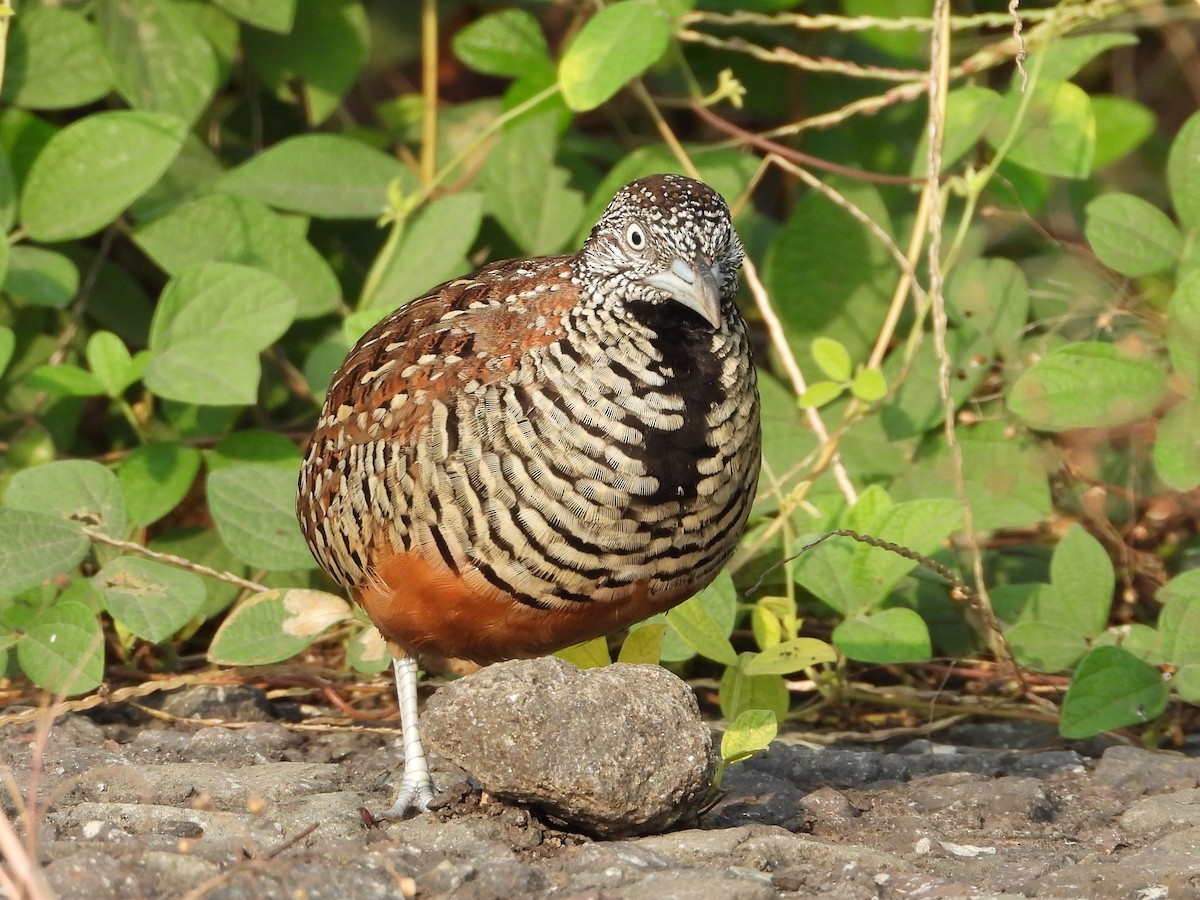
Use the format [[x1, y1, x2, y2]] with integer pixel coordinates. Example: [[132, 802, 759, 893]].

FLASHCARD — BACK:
[[2, 661, 1200, 900]]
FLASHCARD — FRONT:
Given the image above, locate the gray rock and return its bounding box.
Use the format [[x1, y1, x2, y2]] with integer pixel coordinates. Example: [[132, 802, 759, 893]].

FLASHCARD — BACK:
[[1006, 749, 1088, 777], [155, 684, 277, 721], [616, 870, 778, 900], [704, 768, 809, 831], [417, 858, 548, 900], [70, 761, 341, 808], [421, 657, 715, 837], [183, 725, 256, 761], [1092, 745, 1200, 795], [43, 849, 146, 899], [1120, 787, 1200, 838]]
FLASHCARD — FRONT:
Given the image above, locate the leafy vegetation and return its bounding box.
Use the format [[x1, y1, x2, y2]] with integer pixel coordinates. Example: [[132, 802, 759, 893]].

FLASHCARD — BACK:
[[1, 0, 1198, 758]]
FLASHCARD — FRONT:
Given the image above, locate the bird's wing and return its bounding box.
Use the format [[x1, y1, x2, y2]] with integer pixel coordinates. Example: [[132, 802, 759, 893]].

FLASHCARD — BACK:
[[314, 255, 581, 448]]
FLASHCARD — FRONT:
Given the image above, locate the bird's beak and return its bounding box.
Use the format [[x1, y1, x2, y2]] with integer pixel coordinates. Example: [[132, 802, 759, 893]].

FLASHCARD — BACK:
[[643, 258, 723, 329]]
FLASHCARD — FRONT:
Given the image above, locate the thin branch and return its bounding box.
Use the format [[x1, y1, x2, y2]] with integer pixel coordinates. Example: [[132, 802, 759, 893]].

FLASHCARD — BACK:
[[690, 101, 920, 187], [925, 0, 1008, 665], [419, 0, 438, 188], [680, 31, 926, 82], [740, 256, 858, 507], [82, 527, 269, 594]]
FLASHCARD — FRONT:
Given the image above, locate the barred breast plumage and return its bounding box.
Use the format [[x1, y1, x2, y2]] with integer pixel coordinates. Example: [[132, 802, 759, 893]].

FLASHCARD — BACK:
[[296, 173, 761, 817]]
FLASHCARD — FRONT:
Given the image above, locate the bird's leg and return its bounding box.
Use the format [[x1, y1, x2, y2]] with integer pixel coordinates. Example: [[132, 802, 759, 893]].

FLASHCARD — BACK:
[[380, 653, 435, 819]]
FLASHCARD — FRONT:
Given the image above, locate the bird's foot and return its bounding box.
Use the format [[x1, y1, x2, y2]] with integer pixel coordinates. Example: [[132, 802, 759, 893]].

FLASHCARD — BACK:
[[378, 772, 437, 820]]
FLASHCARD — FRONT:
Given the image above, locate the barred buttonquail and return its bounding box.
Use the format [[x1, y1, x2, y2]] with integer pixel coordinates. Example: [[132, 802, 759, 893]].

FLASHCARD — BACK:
[[297, 174, 761, 817]]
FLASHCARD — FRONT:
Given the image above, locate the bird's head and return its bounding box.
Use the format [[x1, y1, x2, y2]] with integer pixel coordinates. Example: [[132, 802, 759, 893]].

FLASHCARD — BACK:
[[577, 174, 745, 329]]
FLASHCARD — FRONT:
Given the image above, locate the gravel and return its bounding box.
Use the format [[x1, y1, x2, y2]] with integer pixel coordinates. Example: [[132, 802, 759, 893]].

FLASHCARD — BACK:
[[2, 677, 1198, 899]]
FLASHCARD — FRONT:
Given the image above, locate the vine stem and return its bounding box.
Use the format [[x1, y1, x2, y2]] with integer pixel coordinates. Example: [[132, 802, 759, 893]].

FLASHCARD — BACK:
[[82, 527, 268, 594], [419, 0, 438, 188], [925, 0, 1008, 664]]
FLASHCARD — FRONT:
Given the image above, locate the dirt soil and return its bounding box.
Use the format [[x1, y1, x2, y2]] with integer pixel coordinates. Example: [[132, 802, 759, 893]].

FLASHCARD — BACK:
[[3, 684, 1200, 900]]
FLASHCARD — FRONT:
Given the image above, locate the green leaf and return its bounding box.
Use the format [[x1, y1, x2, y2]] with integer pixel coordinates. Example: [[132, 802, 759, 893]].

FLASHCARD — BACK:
[[93, 557, 205, 643], [87, 331, 142, 398], [218, 135, 409, 219], [1035, 33, 1139, 83], [666, 595, 738, 666], [1085, 194, 1181, 277], [1008, 341, 1168, 431], [26, 365, 104, 397], [916, 85, 1002, 175], [129, 132, 226, 222], [17, 598, 104, 695], [368, 193, 485, 310], [1155, 398, 1200, 492], [183, 1, 238, 81], [718, 655, 790, 723], [554, 636, 611, 669], [1059, 647, 1169, 739], [1158, 579, 1200, 667], [134, 193, 339, 318], [793, 492, 962, 616], [211, 0, 296, 32], [1091, 96, 1156, 168], [946, 257, 1029, 360], [1006, 621, 1090, 673], [798, 381, 844, 410], [832, 608, 932, 663], [243, 0, 369, 126], [4, 246, 79, 308], [6, 459, 127, 540], [97, 0, 218, 125], [208, 430, 301, 470], [1045, 525, 1113, 637], [618, 623, 666, 664], [207, 590, 321, 665], [1169, 109, 1200, 231], [989, 80, 1095, 179], [2, 7, 114, 110], [206, 463, 317, 571], [1168, 272, 1200, 390], [0, 150, 14, 234], [0, 326, 14, 377], [118, 443, 202, 527], [0, 509, 90, 597], [892, 432, 1052, 533], [482, 113, 584, 255], [839, 0, 928, 59], [559, 2, 671, 112], [764, 179, 894, 371], [347, 625, 391, 674], [1093, 623, 1163, 666], [743, 637, 837, 676], [750, 602, 783, 650], [811, 337, 852, 382], [144, 262, 297, 406], [720, 709, 778, 764], [658, 569, 736, 662], [21, 110, 187, 243], [850, 368, 887, 403], [150, 527, 244, 618], [452, 8, 551, 78], [1175, 665, 1200, 703]]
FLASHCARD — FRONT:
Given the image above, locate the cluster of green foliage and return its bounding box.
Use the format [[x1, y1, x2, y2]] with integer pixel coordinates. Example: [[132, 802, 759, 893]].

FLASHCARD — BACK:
[[1, 0, 1198, 761]]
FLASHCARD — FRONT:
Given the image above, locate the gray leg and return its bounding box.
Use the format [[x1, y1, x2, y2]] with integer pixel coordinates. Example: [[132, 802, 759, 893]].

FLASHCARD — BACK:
[[380, 654, 435, 818]]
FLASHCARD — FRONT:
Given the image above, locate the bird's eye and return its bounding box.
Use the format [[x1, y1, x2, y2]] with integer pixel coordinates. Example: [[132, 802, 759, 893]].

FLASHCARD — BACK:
[[624, 222, 646, 250]]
